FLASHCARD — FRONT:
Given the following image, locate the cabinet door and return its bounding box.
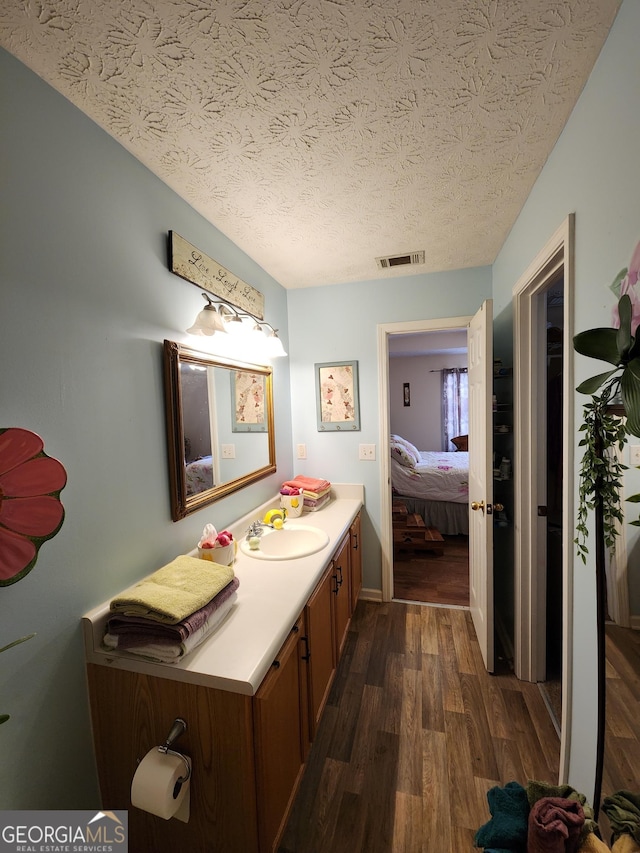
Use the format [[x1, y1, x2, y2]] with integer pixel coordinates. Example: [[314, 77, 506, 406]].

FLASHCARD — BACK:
[[332, 533, 351, 659], [350, 512, 362, 613], [87, 665, 259, 853], [295, 616, 311, 762], [305, 565, 336, 738], [253, 616, 306, 853]]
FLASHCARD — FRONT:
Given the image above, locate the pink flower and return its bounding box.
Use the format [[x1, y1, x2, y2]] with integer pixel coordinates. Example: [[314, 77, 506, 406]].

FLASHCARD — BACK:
[[613, 238, 640, 332], [0, 428, 67, 586]]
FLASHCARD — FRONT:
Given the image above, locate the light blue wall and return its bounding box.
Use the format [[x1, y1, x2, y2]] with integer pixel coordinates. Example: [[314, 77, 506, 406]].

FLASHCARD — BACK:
[[286, 270, 492, 592], [0, 47, 293, 808], [491, 0, 638, 798]]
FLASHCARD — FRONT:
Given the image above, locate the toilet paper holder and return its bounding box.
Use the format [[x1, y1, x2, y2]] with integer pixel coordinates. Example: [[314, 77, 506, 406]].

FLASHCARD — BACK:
[[157, 717, 191, 788]]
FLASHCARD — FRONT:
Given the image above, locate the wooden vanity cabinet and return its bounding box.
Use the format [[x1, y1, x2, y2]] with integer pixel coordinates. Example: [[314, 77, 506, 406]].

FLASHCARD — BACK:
[[86, 664, 261, 853], [350, 512, 362, 611], [304, 528, 355, 738], [305, 563, 336, 737], [253, 613, 309, 852], [86, 510, 363, 853], [332, 532, 352, 660], [87, 617, 310, 853]]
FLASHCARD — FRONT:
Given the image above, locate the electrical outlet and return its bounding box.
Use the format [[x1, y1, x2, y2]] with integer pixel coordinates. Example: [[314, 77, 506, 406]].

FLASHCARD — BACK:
[[297, 443, 307, 459], [359, 444, 376, 461], [221, 444, 235, 459], [630, 445, 640, 466]]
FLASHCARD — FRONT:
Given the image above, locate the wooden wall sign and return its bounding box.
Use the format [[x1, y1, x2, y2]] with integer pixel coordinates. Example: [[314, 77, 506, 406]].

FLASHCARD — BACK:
[[168, 231, 264, 320]]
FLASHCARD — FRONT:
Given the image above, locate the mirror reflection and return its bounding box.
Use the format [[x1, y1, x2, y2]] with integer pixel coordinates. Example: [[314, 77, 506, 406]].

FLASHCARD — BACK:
[[164, 340, 276, 520]]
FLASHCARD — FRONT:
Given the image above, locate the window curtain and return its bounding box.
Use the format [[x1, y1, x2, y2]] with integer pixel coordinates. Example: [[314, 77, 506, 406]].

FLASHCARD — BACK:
[[442, 368, 469, 450]]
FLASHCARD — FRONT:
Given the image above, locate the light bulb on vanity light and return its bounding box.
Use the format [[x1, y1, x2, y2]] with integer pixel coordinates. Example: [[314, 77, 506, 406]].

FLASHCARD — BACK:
[[185, 293, 227, 336], [224, 312, 252, 336], [263, 328, 287, 358]]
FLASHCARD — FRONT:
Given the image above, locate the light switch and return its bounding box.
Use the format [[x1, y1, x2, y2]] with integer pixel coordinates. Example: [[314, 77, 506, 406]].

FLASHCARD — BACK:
[[221, 444, 235, 459]]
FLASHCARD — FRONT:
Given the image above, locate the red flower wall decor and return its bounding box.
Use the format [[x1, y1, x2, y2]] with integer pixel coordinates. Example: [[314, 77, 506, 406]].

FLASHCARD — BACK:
[[0, 428, 67, 586]]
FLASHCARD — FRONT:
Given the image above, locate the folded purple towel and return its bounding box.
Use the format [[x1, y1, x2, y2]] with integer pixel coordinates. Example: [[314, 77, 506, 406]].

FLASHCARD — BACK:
[[103, 592, 238, 662], [106, 577, 239, 646], [528, 796, 585, 853]]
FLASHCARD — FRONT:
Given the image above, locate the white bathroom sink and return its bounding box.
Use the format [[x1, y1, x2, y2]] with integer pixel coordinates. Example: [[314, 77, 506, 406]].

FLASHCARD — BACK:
[[240, 524, 329, 561]]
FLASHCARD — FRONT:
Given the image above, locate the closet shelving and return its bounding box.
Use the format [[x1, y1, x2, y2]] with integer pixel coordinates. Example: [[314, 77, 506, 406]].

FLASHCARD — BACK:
[[493, 366, 513, 527]]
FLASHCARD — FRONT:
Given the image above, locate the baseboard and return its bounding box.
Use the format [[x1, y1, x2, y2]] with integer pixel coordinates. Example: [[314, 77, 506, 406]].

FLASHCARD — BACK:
[[631, 614, 640, 631], [360, 587, 383, 602]]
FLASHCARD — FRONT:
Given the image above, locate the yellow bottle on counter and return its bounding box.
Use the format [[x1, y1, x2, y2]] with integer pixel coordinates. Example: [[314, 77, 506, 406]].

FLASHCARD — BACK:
[[263, 508, 286, 528]]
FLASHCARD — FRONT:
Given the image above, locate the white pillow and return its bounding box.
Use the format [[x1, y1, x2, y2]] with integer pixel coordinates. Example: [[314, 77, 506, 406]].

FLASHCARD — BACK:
[[390, 439, 420, 468], [391, 434, 421, 461]]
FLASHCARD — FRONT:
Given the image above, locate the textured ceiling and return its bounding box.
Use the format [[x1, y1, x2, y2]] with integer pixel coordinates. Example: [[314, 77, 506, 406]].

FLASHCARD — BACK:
[[0, 0, 621, 289]]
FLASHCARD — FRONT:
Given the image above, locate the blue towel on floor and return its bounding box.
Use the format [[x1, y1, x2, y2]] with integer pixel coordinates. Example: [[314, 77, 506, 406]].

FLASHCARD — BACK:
[[474, 781, 530, 852]]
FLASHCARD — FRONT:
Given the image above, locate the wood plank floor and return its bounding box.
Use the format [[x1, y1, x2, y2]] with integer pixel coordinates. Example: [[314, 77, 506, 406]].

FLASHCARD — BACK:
[[393, 535, 469, 607], [279, 601, 560, 853]]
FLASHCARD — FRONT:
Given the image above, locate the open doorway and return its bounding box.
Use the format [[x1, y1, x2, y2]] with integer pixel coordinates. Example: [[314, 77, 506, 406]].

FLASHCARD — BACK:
[[388, 329, 470, 606], [378, 304, 496, 670], [540, 276, 565, 730], [513, 214, 574, 783]]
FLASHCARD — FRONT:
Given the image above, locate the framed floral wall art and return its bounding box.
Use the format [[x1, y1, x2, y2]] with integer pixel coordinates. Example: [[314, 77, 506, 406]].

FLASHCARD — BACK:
[[315, 361, 360, 431], [232, 370, 267, 432]]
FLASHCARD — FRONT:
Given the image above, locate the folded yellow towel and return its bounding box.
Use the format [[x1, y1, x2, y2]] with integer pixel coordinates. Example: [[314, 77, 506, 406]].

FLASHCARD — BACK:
[[578, 833, 612, 851], [110, 556, 235, 624], [613, 835, 640, 853]]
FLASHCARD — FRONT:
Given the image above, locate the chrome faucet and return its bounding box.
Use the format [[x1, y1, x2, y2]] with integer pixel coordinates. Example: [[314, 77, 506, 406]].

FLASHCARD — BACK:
[[246, 520, 270, 539]]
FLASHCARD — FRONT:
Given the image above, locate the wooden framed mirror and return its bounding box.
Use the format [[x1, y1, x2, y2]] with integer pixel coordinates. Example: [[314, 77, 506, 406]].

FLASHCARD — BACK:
[[163, 340, 276, 521]]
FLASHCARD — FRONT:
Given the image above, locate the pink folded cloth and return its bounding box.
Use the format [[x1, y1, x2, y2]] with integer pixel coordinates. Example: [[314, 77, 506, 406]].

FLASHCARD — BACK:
[[280, 485, 303, 496], [283, 475, 331, 495], [528, 796, 585, 853]]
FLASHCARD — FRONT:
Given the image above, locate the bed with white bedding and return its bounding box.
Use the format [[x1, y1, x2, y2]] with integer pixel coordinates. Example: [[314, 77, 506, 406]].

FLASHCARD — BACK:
[[390, 436, 469, 535]]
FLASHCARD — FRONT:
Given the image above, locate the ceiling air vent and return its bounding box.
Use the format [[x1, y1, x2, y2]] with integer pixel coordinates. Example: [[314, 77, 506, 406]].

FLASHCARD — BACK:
[[376, 250, 425, 270]]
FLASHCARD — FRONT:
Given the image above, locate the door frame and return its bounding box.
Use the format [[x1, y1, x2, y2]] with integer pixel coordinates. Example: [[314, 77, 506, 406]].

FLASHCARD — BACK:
[[513, 213, 574, 783], [378, 315, 473, 603]]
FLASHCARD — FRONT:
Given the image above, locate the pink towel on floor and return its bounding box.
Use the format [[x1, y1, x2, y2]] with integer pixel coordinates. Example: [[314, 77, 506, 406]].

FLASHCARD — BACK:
[[528, 796, 585, 853]]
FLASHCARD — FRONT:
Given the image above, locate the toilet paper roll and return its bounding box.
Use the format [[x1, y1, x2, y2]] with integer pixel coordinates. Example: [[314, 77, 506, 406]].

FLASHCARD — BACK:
[[131, 748, 191, 822]]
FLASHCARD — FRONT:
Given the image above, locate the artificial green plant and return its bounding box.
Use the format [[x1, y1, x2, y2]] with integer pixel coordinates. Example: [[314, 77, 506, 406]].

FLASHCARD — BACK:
[[574, 292, 640, 560]]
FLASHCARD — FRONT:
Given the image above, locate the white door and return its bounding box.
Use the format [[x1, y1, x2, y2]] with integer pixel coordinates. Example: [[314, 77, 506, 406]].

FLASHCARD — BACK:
[[468, 300, 494, 672]]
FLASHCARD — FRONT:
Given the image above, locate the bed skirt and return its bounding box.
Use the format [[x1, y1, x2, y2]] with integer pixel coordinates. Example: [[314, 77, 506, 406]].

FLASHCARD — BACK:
[[396, 496, 469, 536]]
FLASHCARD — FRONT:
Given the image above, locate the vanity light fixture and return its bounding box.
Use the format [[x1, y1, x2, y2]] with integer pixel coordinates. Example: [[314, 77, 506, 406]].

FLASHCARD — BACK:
[[224, 311, 251, 336], [257, 323, 288, 358], [185, 293, 227, 336], [186, 292, 287, 358]]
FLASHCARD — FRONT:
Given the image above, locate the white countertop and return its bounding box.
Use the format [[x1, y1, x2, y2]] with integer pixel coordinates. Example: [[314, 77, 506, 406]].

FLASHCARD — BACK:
[[82, 485, 363, 696]]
